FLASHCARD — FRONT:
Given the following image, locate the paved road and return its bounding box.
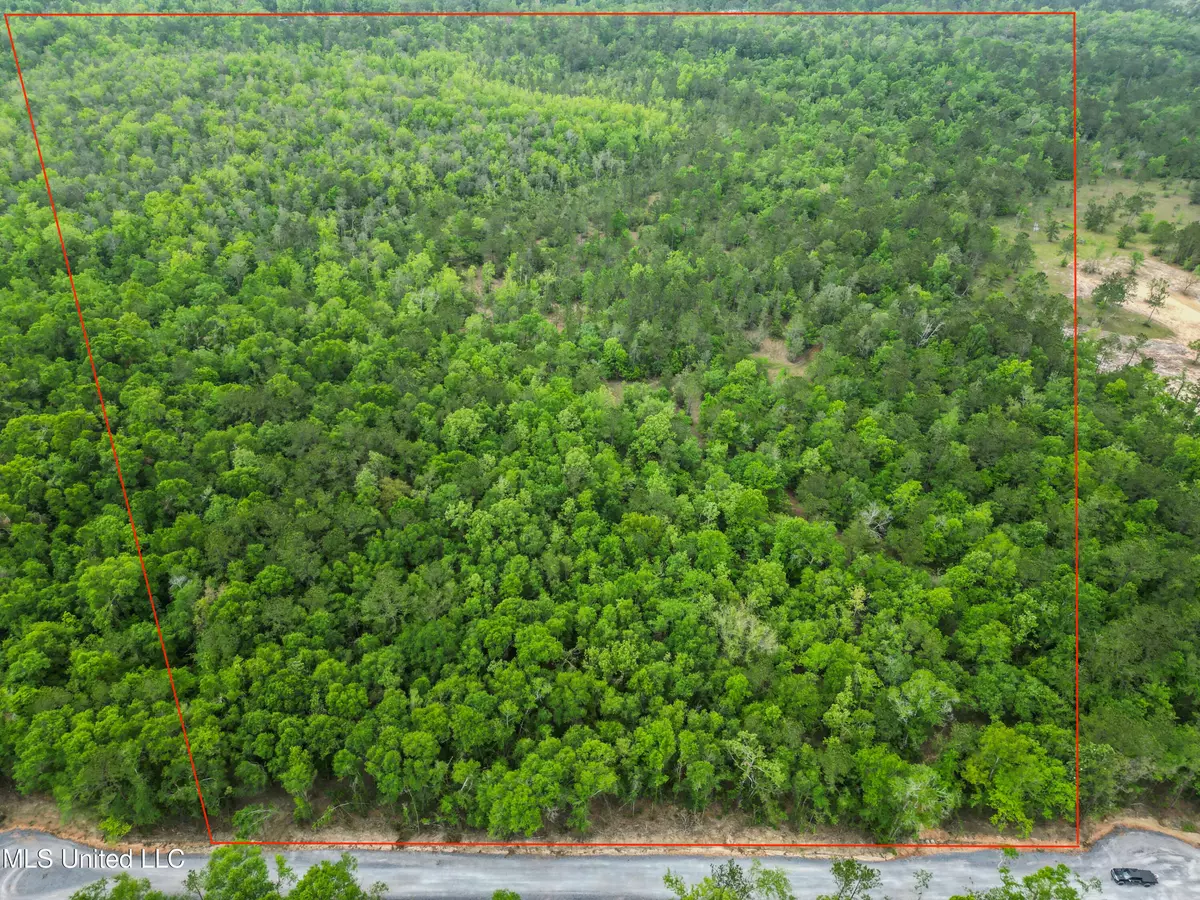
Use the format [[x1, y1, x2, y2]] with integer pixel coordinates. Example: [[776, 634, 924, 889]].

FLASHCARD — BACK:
[[2, 830, 1197, 899]]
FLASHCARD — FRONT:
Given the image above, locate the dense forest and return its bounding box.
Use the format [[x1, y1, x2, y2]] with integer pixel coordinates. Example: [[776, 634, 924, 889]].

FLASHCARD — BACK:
[[2, 1, 1200, 844]]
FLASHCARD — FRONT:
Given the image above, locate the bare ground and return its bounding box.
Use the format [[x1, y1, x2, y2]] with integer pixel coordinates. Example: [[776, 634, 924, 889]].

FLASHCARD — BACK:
[[999, 179, 1199, 380], [1080, 256, 1200, 380], [785, 489, 806, 518], [604, 378, 662, 407], [544, 305, 567, 333], [748, 335, 819, 383], [6, 788, 1196, 859], [0, 792, 211, 854], [1099, 336, 1200, 384]]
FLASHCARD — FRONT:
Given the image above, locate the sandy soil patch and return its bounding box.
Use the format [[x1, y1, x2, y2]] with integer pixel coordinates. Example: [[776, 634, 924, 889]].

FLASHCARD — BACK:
[[748, 335, 819, 383], [5, 788, 1198, 859], [999, 176, 1199, 377], [1088, 816, 1200, 851], [0, 791, 1074, 859], [0, 791, 211, 853], [1080, 256, 1200, 380], [1080, 258, 1200, 343]]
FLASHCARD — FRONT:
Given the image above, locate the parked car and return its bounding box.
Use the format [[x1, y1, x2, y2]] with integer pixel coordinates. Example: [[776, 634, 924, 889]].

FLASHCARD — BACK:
[[1111, 868, 1158, 887]]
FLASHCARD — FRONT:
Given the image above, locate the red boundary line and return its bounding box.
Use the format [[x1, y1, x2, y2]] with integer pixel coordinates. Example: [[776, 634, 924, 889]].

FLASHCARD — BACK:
[[4, 11, 216, 844], [8, 10, 1075, 15], [5, 8, 1081, 853], [1072, 11, 1081, 851]]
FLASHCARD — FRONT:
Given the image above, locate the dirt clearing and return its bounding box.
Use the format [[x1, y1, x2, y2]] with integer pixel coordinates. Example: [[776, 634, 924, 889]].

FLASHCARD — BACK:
[[1080, 256, 1200, 380], [748, 335, 818, 383]]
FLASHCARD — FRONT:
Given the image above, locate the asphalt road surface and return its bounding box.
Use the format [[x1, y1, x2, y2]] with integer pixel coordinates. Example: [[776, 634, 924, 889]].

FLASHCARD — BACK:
[[2, 830, 1197, 899]]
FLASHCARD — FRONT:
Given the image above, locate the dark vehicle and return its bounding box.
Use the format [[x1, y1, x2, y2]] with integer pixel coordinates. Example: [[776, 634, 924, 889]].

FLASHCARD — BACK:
[[1111, 868, 1158, 887]]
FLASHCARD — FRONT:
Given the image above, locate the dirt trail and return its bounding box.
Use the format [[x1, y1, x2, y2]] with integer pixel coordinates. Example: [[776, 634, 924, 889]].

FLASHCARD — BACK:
[[1088, 816, 1200, 850], [5, 790, 1197, 859]]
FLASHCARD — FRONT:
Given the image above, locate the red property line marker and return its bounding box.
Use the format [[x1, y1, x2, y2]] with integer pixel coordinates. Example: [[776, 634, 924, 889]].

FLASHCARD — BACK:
[[213, 840, 1081, 849], [1071, 11, 1081, 851], [8, 10, 1076, 16], [4, 11, 215, 846], [5, 9, 1081, 852]]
